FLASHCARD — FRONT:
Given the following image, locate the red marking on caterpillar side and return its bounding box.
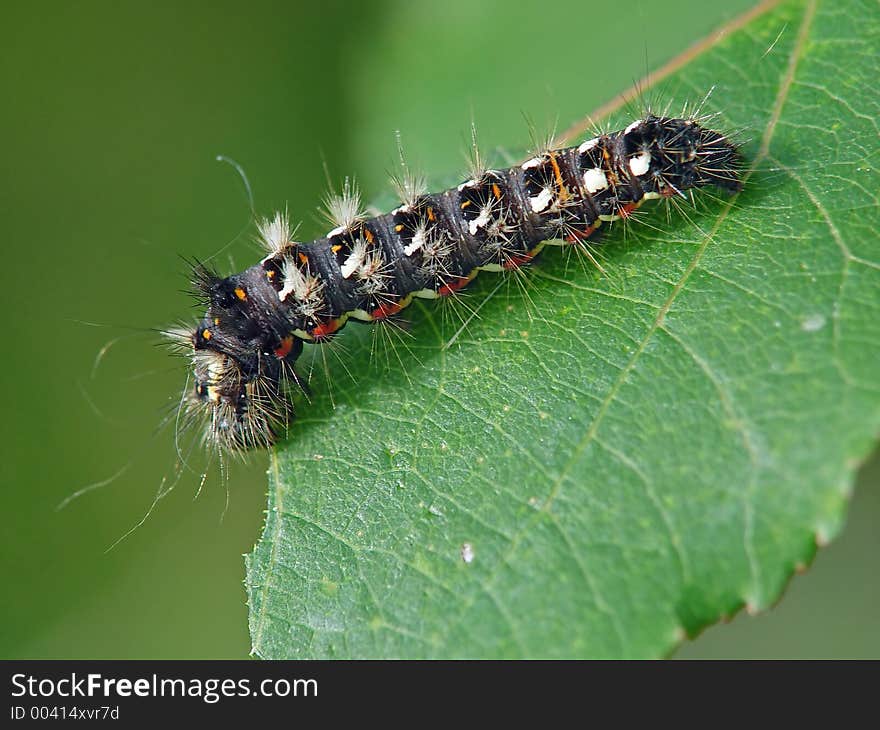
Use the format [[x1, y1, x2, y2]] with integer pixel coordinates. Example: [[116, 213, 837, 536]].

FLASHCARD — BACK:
[[437, 273, 476, 297], [618, 202, 640, 218], [370, 301, 406, 320], [502, 253, 534, 270], [565, 224, 598, 243], [308, 318, 344, 340], [274, 335, 295, 358]]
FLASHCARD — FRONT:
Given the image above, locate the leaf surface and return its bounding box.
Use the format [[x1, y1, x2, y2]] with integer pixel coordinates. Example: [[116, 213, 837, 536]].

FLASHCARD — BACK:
[[247, 0, 880, 658]]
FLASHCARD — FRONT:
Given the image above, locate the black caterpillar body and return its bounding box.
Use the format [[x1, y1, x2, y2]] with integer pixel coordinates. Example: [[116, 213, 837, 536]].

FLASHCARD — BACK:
[[177, 114, 741, 451]]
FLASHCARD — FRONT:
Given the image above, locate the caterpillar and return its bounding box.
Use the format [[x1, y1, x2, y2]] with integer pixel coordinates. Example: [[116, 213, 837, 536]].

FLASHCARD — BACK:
[[171, 112, 742, 452]]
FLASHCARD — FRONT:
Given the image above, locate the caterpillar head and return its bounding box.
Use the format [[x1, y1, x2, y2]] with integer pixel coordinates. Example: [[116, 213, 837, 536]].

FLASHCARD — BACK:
[[187, 343, 288, 451], [167, 263, 303, 452]]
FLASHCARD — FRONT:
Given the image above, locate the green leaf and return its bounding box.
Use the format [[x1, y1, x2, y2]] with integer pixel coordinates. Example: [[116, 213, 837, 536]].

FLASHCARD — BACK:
[[246, 0, 880, 658]]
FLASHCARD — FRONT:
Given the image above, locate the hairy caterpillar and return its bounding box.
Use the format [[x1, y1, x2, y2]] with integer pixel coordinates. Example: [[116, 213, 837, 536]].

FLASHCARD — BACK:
[[171, 112, 742, 452]]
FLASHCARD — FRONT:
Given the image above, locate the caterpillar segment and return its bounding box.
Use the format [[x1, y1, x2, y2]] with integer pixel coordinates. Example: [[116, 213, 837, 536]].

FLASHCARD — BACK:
[[181, 114, 741, 450]]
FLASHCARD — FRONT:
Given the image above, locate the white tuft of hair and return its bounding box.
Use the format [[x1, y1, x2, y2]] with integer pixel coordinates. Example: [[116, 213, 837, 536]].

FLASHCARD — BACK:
[[258, 210, 293, 254], [339, 236, 367, 279], [323, 178, 365, 232], [278, 255, 309, 302], [278, 256, 325, 320], [162, 325, 194, 351]]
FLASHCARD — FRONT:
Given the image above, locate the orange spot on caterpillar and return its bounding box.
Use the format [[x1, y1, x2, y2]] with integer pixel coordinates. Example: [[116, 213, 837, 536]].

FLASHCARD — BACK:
[[297, 252, 309, 265], [548, 152, 569, 203], [202, 329, 212, 340], [491, 183, 501, 200], [234, 286, 247, 301], [460, 200, 471, 209], [331, 244, 342, 253], [394, 224, 404, 232], [364, 228, 375, 242], [427, 206, 436, 222]]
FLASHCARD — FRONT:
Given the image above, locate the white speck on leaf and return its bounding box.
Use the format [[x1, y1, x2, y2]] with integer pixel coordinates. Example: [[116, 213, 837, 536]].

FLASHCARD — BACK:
[[461, 542, 475, 564], [801, 313, 826, 332]]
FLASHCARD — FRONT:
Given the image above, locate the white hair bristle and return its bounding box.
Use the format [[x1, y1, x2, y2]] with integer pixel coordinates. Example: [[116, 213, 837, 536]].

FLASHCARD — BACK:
[[258, 210, 294, 254], [465, 122, 487, 181], [278, 255, 310, 302], [390, 131, 427, 207], [161, 326, 194, 353], [525, 115, 559, 159], [357, 250, 389, 289], [278, 255, 325, 319], [323, 177, 365, 231], [392, 169, 428, 208]]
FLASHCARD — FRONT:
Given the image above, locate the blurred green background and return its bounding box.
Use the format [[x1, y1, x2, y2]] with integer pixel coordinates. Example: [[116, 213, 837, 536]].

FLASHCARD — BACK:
[[1, 0, 876, 659]]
